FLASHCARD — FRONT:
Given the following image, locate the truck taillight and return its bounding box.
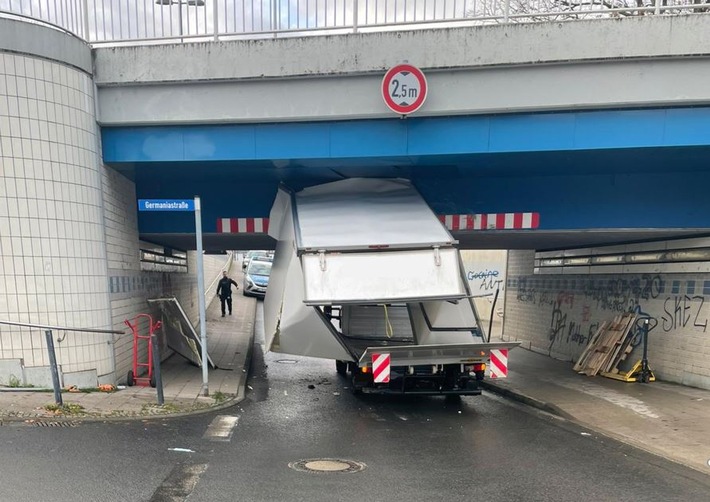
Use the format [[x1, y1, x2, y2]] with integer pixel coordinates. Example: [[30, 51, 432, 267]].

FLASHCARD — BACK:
[[361, 366, 369, 374], [464, 363, 486, 374]]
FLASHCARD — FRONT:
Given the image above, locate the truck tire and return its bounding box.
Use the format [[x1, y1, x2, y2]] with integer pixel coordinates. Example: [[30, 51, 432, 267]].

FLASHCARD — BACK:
[[336, 360, 347, 376], [350, 373, 366, 395]]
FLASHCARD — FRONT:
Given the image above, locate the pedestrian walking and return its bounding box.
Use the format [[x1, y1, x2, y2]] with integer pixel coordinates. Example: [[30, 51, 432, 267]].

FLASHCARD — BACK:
[[216, 271, 239, 317]]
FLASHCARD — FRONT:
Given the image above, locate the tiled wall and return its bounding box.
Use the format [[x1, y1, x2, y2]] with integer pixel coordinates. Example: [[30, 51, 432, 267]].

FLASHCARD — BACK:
[[504, 250, 710, 389], [0, 51, 113, 377], [101, 164, 230, 382]]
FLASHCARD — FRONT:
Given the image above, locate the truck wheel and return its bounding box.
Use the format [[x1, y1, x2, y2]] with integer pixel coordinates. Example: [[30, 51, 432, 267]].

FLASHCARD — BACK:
[[350, 374, 364, 395], [126, 371, 135, 387], [336, 360, 347, 376]]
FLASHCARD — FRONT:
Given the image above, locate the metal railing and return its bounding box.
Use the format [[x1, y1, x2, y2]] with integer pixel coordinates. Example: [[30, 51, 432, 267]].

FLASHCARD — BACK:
[[0, 0, 88, 39], [0, 319, 124, 405], [1, 0, 710, 44]]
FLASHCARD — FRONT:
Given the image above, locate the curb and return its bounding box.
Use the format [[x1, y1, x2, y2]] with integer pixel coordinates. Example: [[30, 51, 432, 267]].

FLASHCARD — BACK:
[[233, 298, 258, 405], [479, 380, 574, 421]]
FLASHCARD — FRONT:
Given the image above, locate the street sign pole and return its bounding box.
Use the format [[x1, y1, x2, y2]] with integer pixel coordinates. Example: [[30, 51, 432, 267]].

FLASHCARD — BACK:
[[137, 197, 208, 394], [194, 196, 209, 396]]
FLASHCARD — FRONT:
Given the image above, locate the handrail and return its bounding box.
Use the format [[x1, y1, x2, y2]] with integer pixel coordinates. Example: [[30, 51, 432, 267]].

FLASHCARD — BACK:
[[0, 319, 124, 335], [0, 318, 123, 405], [3, 0, 710, 47], [0, 0, 86, 40]]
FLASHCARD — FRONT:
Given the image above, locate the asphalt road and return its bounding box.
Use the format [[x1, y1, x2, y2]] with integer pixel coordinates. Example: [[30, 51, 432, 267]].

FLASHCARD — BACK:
[[1, 303, 709, 501]]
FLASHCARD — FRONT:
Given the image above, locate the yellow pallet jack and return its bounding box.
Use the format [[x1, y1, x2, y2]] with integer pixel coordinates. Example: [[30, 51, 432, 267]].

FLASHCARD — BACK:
[[601, 318, 655, 383], [601, 360, 655, 383]]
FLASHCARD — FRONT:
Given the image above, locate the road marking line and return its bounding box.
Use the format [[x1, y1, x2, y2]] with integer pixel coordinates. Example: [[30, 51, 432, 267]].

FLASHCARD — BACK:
[[149, 463, 207, 502], [203, 415, 239, 441]]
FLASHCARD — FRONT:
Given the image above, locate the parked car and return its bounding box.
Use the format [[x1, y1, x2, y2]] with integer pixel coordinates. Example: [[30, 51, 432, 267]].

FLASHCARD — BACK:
[[242, 250, 273, 271], [243, 259, 272, 297]]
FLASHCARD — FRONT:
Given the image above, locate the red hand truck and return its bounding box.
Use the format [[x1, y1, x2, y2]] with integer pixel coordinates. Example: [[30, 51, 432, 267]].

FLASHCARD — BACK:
[[124, 314, 162, 388]]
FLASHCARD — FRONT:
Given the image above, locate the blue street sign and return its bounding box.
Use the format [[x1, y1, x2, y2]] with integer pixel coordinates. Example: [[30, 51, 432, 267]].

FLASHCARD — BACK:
[[138, 199, 195, 212]]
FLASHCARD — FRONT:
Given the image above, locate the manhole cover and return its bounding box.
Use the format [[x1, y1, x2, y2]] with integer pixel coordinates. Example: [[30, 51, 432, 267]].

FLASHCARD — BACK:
[[276, 359, 298, 364], [288, 458, 367, 474]]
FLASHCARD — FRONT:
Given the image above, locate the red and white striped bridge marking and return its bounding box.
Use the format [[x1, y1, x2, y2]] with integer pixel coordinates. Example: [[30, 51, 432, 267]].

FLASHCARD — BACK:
[[439, 213, 539, 231], [372, 353, 390, 384], [489, 349, 509, 378], [217, 218, 269, 233], [217, 214, 538, 234]]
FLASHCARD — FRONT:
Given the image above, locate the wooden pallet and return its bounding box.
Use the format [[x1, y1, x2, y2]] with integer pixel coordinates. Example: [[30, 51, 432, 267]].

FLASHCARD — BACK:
[[572, 321, 607, 372], [575, 313, 637, 377]]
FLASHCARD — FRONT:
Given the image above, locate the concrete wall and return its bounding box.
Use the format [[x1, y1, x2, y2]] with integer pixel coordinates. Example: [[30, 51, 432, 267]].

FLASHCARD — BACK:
[[94, 16, 710, 125], [93, 16, 710, 84], [461, 250, 506, 339], [0, 18, 91, 74], [504, 249, 710, 390]]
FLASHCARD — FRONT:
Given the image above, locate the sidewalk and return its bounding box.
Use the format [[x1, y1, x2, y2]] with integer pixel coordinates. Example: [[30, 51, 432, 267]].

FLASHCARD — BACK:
[[482, 345, 710, 475], [0, 291, 256, 422]]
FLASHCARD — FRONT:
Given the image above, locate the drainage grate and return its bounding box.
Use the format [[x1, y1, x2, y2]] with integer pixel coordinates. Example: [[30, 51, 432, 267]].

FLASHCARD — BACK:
[[288, 459, 367, 474], [33, 421, 78, 428], [276, 359, 299, 364]]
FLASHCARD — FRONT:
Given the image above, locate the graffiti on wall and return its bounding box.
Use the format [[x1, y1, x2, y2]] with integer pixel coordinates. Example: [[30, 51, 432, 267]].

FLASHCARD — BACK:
[[515, 275, 710, 356], [662, 295, 708, 333], [467, 269, 504, 293]]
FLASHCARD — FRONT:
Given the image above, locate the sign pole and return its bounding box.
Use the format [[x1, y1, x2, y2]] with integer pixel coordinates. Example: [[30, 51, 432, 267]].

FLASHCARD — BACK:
[[194, 196, 209, 396], [137, 197, 208, 395]]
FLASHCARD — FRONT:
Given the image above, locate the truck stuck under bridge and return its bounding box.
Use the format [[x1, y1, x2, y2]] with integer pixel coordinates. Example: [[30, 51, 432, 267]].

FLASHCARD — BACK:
[[263, 178, 519, 396]]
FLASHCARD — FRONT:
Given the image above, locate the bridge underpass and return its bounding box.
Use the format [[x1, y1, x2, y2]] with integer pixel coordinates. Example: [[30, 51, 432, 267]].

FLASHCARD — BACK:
[[103, 112, 710, 389], [103, 110, 710, 253], [4, 8, 710, 391]]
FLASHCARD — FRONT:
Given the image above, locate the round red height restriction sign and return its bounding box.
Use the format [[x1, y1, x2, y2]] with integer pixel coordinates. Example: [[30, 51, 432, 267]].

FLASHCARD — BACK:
[[381, 64, 427, 115]]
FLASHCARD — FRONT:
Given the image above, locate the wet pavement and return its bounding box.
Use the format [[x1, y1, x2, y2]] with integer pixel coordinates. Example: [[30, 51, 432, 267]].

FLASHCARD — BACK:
[[2, 289, 710, 480]]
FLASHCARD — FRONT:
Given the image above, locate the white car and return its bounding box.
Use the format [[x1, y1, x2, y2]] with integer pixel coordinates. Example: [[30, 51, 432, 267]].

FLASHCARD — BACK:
[[243, 259, 272, 298], [242, 250, 272, 271]]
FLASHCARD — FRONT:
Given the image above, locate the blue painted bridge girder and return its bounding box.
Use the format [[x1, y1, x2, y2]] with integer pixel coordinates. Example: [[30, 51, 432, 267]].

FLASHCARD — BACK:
[[101, 107, 710, 240]]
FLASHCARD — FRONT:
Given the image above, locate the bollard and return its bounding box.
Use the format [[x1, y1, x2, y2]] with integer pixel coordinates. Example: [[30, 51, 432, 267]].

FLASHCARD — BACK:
[[45, 330, 63, 406], [640, 319, 651, 384], [151, 334, 164, 405]]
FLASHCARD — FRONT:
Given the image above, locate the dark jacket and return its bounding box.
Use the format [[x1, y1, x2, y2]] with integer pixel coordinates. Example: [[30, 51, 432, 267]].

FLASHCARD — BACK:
[[217, 277, 238, 298]]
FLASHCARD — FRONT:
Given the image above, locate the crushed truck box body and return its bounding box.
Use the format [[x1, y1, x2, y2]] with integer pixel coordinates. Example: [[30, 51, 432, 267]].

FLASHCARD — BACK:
[[264, 178, 518, 395]]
